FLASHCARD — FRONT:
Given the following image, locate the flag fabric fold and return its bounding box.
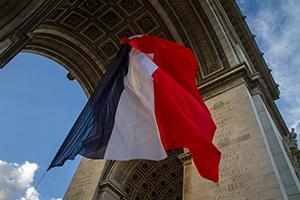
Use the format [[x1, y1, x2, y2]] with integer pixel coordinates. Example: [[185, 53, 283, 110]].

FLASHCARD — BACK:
[[48, 35, 221, 182]]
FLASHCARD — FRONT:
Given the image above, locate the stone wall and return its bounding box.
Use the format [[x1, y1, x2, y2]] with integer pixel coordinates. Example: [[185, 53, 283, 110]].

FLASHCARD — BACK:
[[63, 158, 105, 200], [183, 84, 284, 200]]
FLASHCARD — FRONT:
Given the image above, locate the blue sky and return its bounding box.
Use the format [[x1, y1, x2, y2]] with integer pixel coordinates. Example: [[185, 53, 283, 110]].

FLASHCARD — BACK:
[[0, 1, 300, 199], [0, 53, 85, 200]]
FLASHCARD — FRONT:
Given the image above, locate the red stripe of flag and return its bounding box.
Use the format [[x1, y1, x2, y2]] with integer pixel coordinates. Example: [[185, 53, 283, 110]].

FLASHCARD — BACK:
[[121, 35, 221, 182]]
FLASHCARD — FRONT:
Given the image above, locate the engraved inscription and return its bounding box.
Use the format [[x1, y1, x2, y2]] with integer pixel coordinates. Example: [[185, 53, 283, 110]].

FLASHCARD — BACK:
[[209, 100, 250, 200]]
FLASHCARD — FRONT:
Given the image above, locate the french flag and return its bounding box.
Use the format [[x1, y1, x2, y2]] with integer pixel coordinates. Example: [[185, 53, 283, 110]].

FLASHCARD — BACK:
[[48, 35, 221, 182]]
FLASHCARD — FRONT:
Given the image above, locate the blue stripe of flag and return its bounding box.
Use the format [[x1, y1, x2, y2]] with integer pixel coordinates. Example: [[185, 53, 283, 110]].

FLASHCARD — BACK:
[[48, 44, 131, 170]]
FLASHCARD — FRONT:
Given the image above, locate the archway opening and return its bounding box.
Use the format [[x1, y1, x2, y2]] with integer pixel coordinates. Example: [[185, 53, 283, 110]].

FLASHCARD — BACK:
[[0, 52, 87, 199], [1, 1, 230, 198]]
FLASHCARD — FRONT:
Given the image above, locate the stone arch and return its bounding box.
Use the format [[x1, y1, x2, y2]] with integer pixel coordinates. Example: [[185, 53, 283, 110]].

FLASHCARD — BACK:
[[16, 0, 240, 199], [22, 0, 181, 93], [97, 150, 183, 200], [20, 0, 235, 89], [22, 28, 103, 95], [2, 1, 299, 200]]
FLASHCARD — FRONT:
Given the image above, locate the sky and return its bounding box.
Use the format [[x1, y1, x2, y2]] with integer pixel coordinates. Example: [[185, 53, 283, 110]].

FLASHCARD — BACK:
[[0, 53, 85, 200], [0, 0, 300, 200]]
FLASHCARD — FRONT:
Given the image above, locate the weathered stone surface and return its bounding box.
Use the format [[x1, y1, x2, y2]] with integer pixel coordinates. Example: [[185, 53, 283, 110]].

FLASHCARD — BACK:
[[183, 84, 283, 200], [2, 0, 300, 199], [63, 158, 105, 200]]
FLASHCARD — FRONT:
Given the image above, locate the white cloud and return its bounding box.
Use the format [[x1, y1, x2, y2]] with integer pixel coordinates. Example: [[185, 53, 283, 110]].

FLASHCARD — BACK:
[[242, 0, 300, 135], [50, 198, 62, 200], [0, 160, 39, 200], [20, 187, 39, 200]]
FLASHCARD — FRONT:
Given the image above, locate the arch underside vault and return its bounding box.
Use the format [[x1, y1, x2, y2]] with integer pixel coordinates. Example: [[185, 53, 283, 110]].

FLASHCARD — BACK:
[[99, 150, 184, 200], [20, 0, 234, 199], [22, 0, 230, 93]]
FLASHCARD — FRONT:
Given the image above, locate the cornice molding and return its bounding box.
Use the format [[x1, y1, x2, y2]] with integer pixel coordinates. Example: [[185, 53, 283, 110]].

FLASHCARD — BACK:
[[199, 62, 290, 138], [219, 0, 280, 100]]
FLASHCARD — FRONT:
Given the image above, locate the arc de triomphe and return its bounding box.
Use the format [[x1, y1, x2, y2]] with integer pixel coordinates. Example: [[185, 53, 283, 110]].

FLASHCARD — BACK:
[[1, 0, 300, 199]]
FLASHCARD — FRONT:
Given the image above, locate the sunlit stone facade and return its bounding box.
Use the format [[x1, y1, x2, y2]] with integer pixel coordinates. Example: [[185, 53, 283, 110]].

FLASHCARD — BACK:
[[1, 0, 300, 199]]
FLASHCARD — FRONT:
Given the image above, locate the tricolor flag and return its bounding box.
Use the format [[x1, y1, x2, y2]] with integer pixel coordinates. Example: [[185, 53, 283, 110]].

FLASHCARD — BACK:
[[48, 35, 221, 182]]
